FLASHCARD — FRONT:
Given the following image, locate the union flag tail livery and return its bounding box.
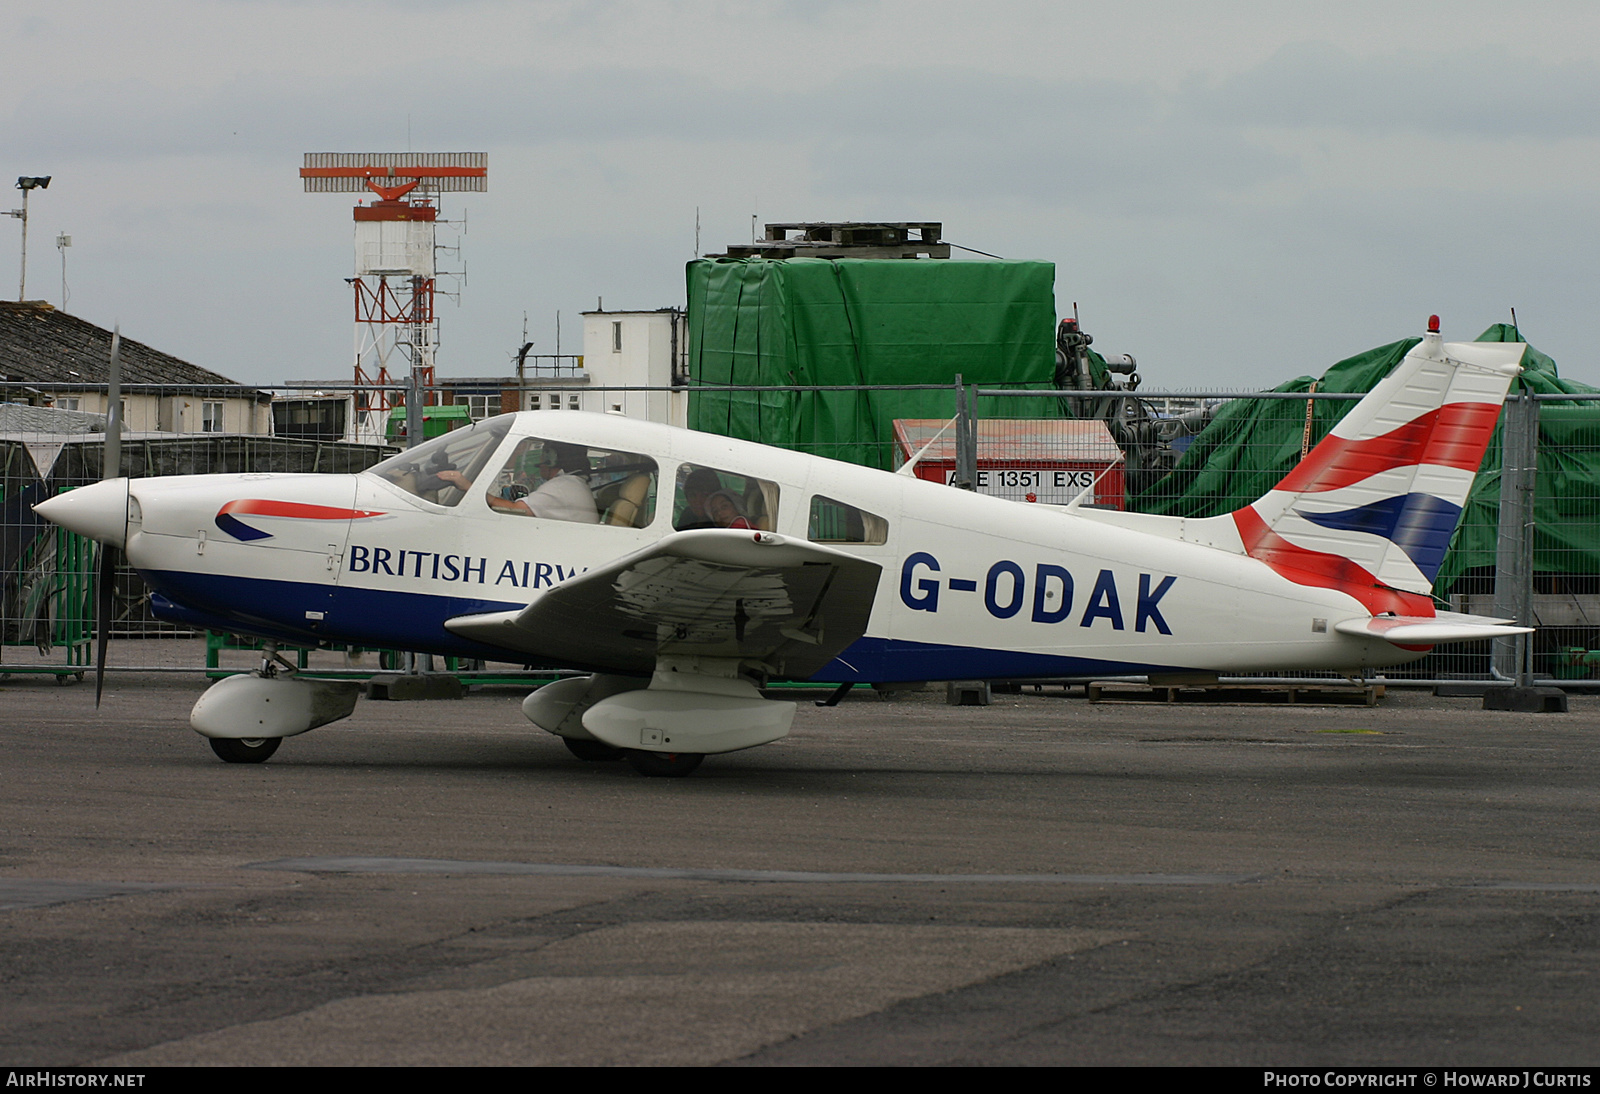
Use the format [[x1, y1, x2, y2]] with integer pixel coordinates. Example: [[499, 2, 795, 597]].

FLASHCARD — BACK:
[[1221, 319, 1526, 642]]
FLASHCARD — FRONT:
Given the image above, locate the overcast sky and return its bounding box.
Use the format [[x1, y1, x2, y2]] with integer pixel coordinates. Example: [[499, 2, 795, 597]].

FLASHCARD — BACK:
[[3, 0, 1596, 390]]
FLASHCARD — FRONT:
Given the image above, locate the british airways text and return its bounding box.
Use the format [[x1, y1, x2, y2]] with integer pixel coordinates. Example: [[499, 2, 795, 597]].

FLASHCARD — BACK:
[[346, 545, 583, 589]]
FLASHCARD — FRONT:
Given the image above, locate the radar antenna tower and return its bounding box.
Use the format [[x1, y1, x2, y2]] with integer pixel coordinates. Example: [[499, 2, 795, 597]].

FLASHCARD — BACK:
[[301, 152, 487, 443]]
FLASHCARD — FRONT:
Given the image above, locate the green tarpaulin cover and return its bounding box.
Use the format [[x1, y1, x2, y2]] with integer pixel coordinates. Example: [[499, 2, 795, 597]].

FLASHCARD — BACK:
[[687, 257, 1059, 469], [1130, 325, 1600, 598]]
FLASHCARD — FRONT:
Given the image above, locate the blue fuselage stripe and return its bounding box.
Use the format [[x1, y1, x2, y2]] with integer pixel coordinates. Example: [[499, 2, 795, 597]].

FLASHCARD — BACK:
[[142, 569, 525, 660]]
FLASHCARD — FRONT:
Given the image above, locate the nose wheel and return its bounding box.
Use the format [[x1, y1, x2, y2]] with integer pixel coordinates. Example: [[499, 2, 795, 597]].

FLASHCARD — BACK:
[[624, 750, 704, 778], [209, 737, 281, 764]]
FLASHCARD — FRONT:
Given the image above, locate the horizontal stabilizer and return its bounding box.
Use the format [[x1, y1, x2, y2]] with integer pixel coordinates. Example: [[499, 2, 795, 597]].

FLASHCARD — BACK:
[[1333, 610, 1531, 646]]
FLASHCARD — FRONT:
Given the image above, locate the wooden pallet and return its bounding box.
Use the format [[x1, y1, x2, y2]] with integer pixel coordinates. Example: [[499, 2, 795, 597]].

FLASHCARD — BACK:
[[1086, 681, 1384, 706]]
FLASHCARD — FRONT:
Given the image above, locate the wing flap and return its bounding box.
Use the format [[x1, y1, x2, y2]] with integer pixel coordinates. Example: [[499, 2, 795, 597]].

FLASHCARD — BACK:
[[1333, 610, 1531, 645], [445, 529, 882, 677]]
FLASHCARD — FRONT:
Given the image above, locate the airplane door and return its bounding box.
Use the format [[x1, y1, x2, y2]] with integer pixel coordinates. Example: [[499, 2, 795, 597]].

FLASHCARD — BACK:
[[305, 476, 362, 640], [794, 475, 900, 680]]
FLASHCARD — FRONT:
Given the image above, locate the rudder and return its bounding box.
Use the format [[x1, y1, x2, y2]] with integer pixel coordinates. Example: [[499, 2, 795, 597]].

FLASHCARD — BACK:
[[1232, 318, 1523, 613]]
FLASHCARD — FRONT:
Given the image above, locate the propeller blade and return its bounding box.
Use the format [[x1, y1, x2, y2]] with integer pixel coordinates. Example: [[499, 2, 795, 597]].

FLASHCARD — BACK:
[[94, 545, 116, 708]]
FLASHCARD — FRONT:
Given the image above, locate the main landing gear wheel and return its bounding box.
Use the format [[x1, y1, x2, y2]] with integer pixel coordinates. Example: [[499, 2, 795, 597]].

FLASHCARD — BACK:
[[624, 750, 705, 778], [563, 737, 625, 762], [209, 737, 281, 764]]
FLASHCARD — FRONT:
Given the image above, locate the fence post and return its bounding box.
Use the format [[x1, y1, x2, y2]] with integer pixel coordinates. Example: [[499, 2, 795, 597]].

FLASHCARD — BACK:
[[1491, 389, 1537, 685], [953, 375, 977, 491], [405, 371, 423, 451], [402, 370, 425, 676]]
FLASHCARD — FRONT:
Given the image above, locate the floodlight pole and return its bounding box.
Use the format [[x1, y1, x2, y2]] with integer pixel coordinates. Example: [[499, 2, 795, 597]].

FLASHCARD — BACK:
[[6, 177, 52, 301], [17, 187, 28, 301], [3, 195, 24, 301]]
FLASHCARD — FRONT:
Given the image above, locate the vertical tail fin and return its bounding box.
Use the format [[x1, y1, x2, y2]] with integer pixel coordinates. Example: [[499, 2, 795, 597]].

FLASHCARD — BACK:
[[1233, 318, 1524, 615]]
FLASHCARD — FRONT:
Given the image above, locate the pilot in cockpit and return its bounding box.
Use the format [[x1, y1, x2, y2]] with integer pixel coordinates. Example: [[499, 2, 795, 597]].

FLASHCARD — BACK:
[[484, 441, 599, 523]]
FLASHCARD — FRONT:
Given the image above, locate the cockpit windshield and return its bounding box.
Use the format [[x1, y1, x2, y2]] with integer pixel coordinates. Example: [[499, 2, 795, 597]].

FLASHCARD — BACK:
[[367, 417, 513, 507]]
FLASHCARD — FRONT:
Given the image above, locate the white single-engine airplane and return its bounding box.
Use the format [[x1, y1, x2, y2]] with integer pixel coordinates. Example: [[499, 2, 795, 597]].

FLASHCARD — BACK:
[[36, 319, 1531, 776]]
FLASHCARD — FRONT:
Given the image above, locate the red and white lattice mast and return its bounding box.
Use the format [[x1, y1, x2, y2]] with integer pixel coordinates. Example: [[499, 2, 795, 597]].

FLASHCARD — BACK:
[[300, 152, 487, 443]]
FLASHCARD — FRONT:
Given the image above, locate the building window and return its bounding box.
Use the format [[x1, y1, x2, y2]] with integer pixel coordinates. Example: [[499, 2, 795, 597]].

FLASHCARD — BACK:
[[202, 401, 224, 432], [612, 321, 623, 353], [528, 394, 541, 411], [272, 399, 347, 440], [55, 397, 80, 412], [569, 394, 581, 411], [460, 393, 498, 421]]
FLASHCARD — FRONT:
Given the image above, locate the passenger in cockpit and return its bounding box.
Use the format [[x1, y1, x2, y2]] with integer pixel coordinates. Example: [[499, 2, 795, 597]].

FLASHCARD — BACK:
[[675, 467, 724, 531], [706, 489, 754, 530]]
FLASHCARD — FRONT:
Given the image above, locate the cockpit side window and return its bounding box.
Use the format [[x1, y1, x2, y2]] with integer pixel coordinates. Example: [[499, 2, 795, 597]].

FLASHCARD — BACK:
[[368, 417, 512, 507], [808, 495, 889, 545], [673, 463, 779, 532], [486, 437, 658, 527]]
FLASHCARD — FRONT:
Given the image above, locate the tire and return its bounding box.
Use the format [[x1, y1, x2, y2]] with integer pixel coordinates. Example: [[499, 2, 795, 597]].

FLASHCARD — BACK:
[[563, 737, 625, 762], [209, 737, 281, 764], [624, 750, 704, 778]]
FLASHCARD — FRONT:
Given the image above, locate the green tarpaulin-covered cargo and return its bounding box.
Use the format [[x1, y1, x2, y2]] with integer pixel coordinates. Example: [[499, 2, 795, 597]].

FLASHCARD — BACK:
[[1130, 324, 1600, 599], [686, 257, 1060, 469]]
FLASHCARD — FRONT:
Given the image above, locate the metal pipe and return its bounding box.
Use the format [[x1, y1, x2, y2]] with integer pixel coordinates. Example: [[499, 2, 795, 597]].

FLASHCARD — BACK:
[[16, 185, 28, 301]]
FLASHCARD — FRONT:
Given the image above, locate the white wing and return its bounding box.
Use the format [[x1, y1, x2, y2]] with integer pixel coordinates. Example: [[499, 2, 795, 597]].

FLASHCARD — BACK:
[[444, 529, 882, 678]]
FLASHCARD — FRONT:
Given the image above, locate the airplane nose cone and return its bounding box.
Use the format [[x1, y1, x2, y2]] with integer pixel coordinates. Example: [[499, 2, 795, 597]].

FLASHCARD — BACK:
[[33, 478, 130, 548]]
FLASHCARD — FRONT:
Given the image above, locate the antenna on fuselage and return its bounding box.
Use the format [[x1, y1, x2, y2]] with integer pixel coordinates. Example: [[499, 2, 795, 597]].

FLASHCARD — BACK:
[[1064, 459, 1119, 512], [896, 416, 959, 477]]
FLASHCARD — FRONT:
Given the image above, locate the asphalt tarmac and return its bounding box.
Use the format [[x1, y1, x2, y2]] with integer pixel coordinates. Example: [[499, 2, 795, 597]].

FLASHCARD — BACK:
[[2, 674, 1598, 1066]]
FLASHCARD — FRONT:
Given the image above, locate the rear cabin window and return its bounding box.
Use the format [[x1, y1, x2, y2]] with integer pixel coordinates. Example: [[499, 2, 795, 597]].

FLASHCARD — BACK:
[[486, 438, 658, 527], [369, 417, 512, 507], [674, 463, 779, 532], [808, 495, 889, 545]]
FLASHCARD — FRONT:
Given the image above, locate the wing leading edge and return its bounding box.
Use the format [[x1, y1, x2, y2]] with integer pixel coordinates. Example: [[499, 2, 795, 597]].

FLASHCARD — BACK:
[[444, 529, 882, 678]]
